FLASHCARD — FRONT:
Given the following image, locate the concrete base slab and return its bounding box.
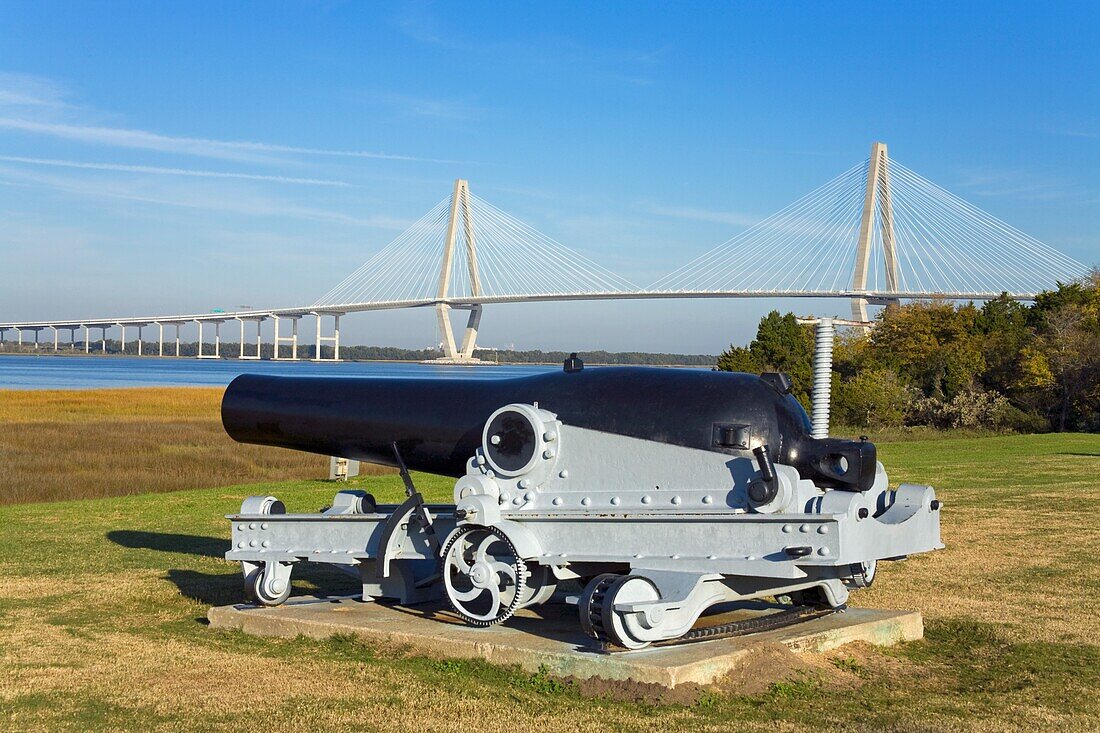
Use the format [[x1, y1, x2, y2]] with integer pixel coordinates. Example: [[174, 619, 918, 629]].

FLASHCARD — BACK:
[[208, 597, 922, 689]]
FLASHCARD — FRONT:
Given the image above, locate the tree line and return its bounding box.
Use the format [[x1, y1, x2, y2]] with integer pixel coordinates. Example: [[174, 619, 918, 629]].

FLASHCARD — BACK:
[[717, 273, 1100, 432]]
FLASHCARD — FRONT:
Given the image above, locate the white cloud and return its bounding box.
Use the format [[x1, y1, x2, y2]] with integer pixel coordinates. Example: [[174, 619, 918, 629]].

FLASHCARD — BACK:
[[0, 155, 351, 186], [0, 117, 451, 163], [0, 72, 71, 111], [0, 164, 407, 228]]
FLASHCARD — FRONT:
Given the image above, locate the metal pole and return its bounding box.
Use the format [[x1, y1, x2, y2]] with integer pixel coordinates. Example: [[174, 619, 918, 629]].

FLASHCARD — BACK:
[[811, 318, 835, 439]]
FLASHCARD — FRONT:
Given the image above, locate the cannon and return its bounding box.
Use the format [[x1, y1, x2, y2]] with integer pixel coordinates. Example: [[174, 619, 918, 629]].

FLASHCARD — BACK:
[[222, 359, 942, 649]]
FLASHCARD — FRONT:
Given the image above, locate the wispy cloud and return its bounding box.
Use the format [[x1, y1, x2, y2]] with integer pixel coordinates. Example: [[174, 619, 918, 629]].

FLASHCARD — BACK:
[[371, 91, 481, 120], [0, 164, 407, 228], [955, 169, 1075, 201], [0, 117, 453, 163], [0, 155, 352, 186], [0, 72, 71, 111], [646, 204, 760, 227]]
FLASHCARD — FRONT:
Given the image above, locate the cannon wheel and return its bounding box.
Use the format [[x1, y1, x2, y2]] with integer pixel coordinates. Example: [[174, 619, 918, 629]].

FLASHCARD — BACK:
[[246, 563, 292, 607]]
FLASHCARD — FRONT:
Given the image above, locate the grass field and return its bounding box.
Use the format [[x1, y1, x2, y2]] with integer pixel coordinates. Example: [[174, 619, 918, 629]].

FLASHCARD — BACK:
[[0, 390, 1098, 732], [0, 389, 392, 505]]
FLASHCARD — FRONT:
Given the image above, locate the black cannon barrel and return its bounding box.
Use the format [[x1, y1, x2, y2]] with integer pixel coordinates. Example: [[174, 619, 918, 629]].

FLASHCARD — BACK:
[[222, 366, 875, 490]]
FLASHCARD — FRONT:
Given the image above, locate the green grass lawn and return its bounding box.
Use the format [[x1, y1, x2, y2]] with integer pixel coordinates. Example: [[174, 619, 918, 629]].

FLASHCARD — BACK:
[[1, 433, 1098, 732]]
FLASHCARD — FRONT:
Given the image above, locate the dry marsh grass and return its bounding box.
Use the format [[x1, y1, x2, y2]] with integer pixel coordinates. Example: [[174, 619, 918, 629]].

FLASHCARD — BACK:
[[0, 388, 390, 505]]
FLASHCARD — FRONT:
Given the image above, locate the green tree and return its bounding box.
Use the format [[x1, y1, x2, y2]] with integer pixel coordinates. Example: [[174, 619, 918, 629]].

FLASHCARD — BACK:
[[717, 311, 814, 409], [834, 367, 910, 429], [1032, 282, 1100, 431], [869, 301, 985, 399]]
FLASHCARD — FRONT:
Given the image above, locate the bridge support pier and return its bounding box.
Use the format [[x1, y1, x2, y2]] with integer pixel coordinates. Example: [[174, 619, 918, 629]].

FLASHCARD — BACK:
[[237, 317, 264, 360], [119, 324, 127, 355], [434, 304, 482, 364], [100, 327, 107, 354], [272, 315, 300, 360], [311, 312, 342, 361], [196, 320, 223, 359], [52, 326, 59, 352]]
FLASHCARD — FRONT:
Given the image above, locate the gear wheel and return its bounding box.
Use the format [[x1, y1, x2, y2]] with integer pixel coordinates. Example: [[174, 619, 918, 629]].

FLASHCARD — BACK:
[[441, 525, 528, 627], [578, 574, 620, 643]]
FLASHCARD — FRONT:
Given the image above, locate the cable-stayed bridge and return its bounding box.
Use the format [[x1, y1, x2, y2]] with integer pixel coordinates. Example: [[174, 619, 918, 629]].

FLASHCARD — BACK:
[[0, 142, 1089, 362]]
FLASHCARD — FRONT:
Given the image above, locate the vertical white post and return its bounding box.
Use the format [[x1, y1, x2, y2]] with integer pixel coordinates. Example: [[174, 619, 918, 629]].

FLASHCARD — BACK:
[[53, 327, 59, 351], [811, 318, 836, 439], [136, 326, 143, 356], [256, 319, 263, 358], [333, 314, 340, 361], [101, 327, 107, 353], [196, 321, 204, 358], [292, 317, 299, 360], [214, 322, 221, 358], [119, 325, 126, 354], [272, 316, 281, 360], [157, 323, 164, 357], [314, 313, 323, 360], [84, 326, 90, 354], [16, 328, 21, 347], [33, 329, 39, 350], [239, 319, 245, 358], [175, 324, 181, 357]]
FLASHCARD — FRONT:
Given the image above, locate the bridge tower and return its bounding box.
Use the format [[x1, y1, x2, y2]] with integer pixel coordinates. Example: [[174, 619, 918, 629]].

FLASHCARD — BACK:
[[435, 178, 484, 363], [850, 141, 900, 323]]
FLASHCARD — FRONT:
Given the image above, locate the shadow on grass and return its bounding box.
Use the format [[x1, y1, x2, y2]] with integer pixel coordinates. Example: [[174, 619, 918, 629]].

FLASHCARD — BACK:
[[106, 530, 229, 558], [1057, 452, 1100, 457], [167, 569, 242, 607]]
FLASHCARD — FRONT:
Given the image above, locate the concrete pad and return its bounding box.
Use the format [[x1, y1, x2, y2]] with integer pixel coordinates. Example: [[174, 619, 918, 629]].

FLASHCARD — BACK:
[[208, 597, 922, 689]]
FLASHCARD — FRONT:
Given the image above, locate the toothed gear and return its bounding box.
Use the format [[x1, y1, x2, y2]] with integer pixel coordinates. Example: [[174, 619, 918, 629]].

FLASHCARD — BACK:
[[441, 525, 528, 627]]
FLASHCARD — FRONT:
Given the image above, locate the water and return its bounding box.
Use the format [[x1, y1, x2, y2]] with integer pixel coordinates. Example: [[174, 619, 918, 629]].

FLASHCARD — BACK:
[[0, 354, 557, 390]]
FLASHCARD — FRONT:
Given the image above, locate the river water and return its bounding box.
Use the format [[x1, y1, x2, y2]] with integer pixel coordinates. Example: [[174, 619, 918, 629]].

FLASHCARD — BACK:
[[0, 354, 557, 390]]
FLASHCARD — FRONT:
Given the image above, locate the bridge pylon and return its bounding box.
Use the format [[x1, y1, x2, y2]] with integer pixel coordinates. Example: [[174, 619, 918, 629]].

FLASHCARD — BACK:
[[851, 141, 900, 324], [434, 178, 484, 364]]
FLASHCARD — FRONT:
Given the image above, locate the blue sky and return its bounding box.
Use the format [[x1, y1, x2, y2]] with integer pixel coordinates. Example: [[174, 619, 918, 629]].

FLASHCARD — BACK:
[[0, 2, 1097, 353]]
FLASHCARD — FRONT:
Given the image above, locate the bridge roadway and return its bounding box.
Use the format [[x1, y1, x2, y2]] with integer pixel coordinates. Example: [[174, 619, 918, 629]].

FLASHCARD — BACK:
[[0, 287, 1039, 329], [0, 288, 1037, 360]]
